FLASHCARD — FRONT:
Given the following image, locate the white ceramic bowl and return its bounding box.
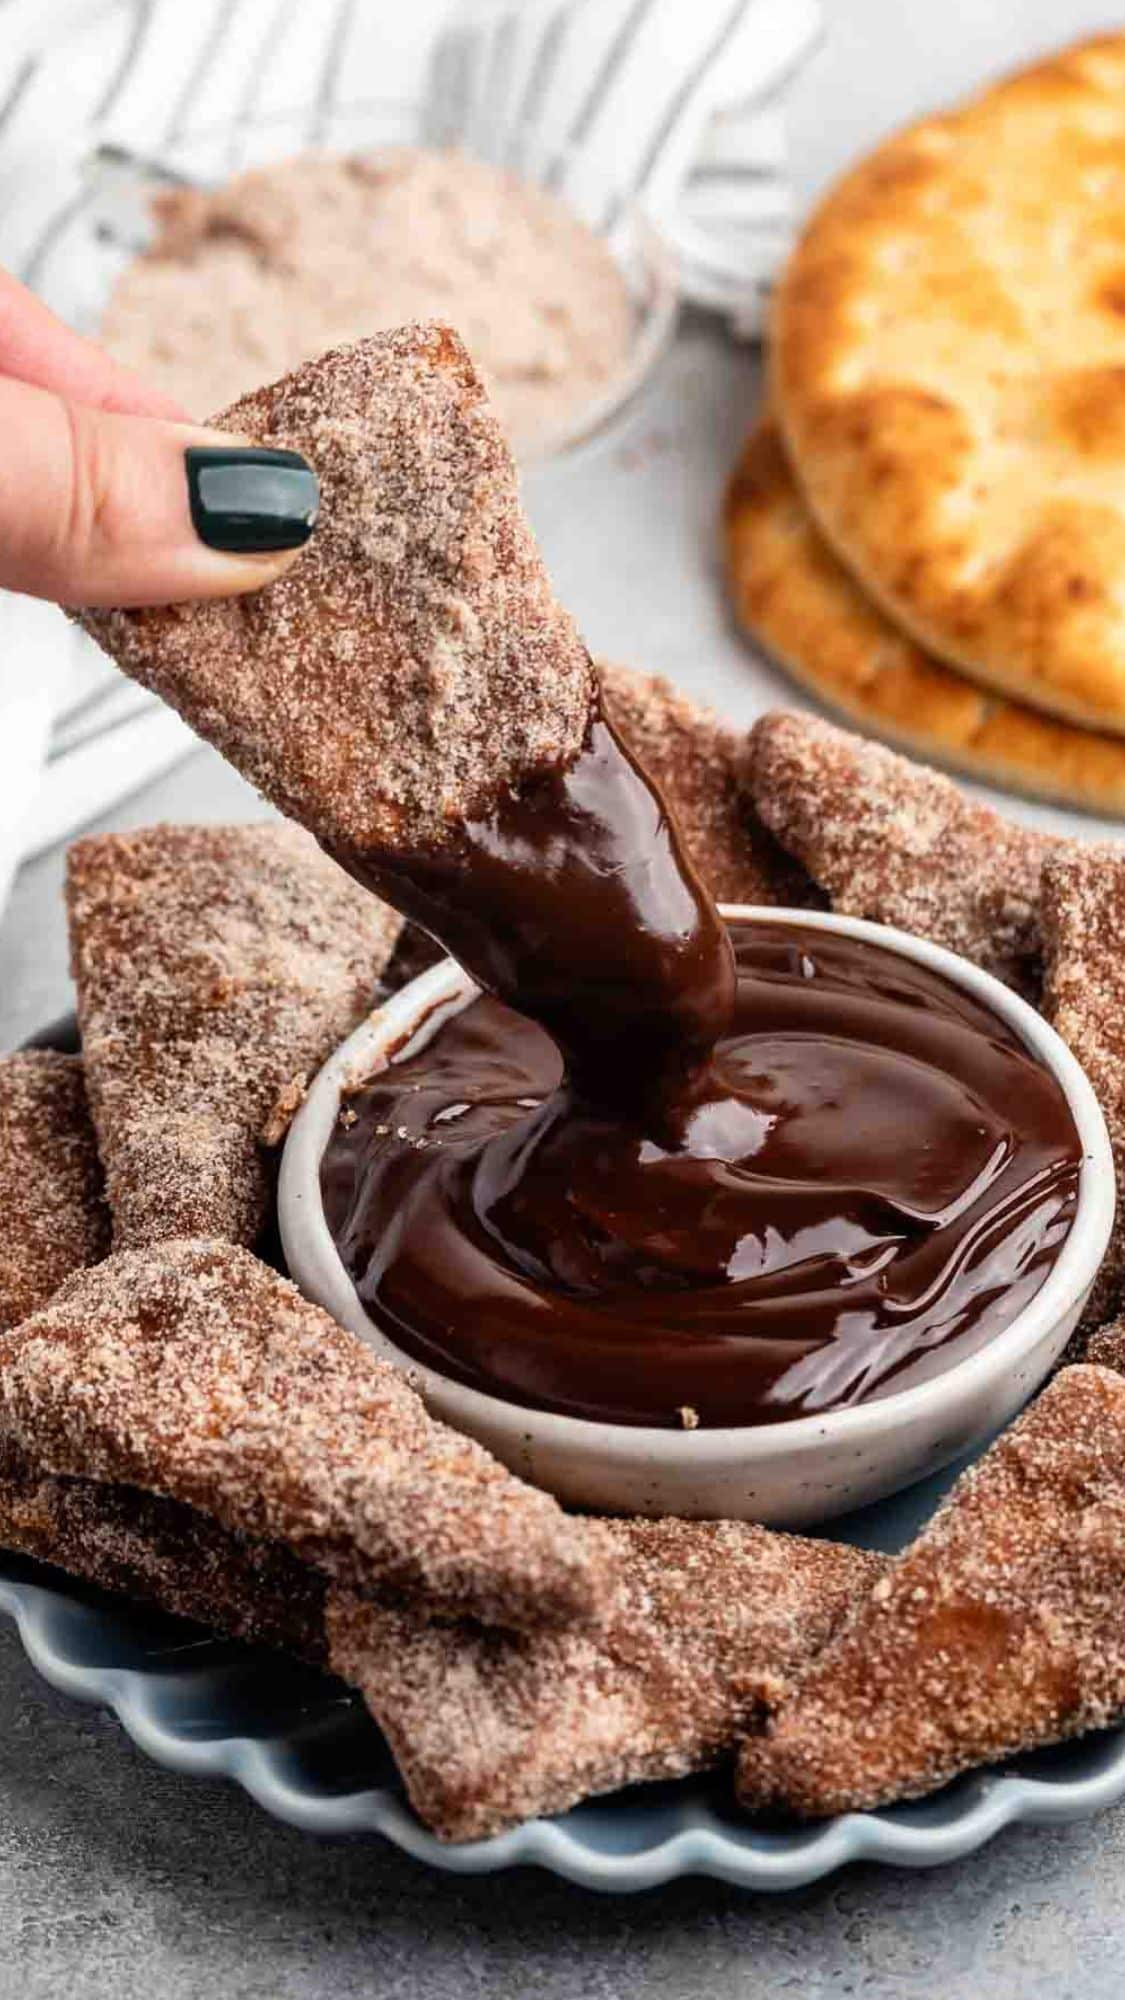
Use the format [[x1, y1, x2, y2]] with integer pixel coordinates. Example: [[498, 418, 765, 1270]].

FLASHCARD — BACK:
[[280, 906, 1115, 1526]]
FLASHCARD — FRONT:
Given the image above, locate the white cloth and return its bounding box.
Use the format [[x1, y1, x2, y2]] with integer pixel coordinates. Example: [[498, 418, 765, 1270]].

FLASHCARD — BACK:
[[0, 602, 57, 920]]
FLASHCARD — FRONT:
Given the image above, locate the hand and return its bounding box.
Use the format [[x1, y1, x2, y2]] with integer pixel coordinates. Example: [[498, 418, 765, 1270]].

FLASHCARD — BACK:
[[0, 269, 318, 608]]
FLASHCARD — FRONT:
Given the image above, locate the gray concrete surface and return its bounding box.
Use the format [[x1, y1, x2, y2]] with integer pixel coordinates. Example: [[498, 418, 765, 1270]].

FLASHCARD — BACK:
[[1, 4, 1119, 1991]]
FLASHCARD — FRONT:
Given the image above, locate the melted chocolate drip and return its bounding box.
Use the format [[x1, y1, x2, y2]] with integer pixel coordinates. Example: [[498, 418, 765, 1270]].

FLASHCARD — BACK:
[[332, 699, 735, 1130]]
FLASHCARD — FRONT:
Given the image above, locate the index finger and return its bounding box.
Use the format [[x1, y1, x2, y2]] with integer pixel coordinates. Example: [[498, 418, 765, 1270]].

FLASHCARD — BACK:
[[0, 266, 188, 420]]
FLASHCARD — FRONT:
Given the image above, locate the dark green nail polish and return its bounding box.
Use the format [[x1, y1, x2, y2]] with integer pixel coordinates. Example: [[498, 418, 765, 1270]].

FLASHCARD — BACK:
[[185, 446, 319, 554]]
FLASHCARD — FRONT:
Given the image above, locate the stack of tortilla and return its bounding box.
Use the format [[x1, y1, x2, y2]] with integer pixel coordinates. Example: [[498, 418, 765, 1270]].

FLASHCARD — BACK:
[[725, 33, 1125, 814]]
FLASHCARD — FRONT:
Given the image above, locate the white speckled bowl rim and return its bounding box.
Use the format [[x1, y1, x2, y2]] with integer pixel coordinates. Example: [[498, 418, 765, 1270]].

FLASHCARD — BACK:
[[3, 980, 1124, 1889]]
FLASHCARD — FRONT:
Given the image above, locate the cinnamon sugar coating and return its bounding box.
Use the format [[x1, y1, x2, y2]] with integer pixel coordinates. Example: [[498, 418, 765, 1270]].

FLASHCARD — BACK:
[[66, 823, 400, 1250], [0, 1240, 617, 1634], [80, 325, 597, 851], [326, 1517, 884, 1841], [738, 1365, 1125, 1817], [600, 665, 814, 909], [1086, 1318, 1125, 1373], [0, 1439, 325, 1663], [1041, 843, 1125, 1325], [746, 710, 1059, 990], [0, 1052, 109, 1331]]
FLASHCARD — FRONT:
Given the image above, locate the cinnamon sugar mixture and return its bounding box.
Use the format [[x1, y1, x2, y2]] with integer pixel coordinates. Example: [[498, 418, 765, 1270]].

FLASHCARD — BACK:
[[100, 149, 634, 452]]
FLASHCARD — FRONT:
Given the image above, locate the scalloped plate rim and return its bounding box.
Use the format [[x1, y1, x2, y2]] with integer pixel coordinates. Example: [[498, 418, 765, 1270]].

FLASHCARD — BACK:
[[5, 1548, 1125, 1891]]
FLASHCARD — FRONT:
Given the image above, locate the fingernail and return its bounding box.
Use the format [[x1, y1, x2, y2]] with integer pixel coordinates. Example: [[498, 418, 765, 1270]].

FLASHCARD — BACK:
[[185, 446, 319, 554]]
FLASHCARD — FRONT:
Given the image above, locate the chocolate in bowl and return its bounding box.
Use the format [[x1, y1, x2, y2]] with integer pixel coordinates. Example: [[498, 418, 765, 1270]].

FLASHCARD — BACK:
[[281, 905, 1114, 1522], [320, 916, 1083, 1431]]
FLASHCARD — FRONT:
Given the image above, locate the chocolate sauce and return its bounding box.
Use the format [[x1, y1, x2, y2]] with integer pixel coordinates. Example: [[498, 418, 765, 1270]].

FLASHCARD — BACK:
[[333, 699, 735, 1130], [322, 919, 1082, 1428]]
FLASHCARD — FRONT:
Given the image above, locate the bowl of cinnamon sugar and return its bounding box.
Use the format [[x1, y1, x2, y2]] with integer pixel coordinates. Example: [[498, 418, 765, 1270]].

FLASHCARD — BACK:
[[280, 903, 1115, 1529]]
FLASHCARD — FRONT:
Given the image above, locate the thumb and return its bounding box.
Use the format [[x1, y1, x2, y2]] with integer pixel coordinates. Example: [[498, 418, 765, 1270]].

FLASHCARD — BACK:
[[0, 373, 318, 608]]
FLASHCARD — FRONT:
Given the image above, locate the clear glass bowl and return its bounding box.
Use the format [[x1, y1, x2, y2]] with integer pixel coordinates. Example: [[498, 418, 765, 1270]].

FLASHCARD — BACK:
[[21, 0, 681, 465]]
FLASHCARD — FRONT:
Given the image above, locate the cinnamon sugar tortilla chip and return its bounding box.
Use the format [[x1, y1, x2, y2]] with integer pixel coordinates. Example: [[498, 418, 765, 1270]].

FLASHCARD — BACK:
[[326, 1516, 884, 1841], [600, 665, 814, 909], [1085, 1319, 1125, 1373], [1041, 842, 1125, 1325], [0, 1240, 617, 1634], [79, 324, 596, 853], [0, 1052, 109, 1331], [746, 710, 1060, 991], [0, 1439, 325, 1663], [738, 1365, 1125, 1817], [66, 822, 400, 1250]]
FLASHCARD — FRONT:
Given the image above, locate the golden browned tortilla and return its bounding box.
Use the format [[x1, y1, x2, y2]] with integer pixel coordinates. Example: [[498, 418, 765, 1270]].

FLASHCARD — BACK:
[[773, 34, 1125, 735], [725, 413, 1125, 812]]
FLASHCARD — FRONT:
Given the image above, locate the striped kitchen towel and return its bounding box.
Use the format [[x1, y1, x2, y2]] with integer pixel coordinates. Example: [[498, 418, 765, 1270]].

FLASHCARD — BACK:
[[0, 0, 820, 326]]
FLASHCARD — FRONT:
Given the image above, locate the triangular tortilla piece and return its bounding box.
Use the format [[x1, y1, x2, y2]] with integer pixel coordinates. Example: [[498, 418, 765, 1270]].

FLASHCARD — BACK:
[[0, 1052, 109, 1331], [746, 709, 1062, 992], [1041, 842, 1125, 1326], [600, 664, 815, 909], [0, 1439, 325, 1664], [79, 324, 596, 855], [67, 822, 400, 1250], [738, 1365, 1125, 1817], [0, 1240, 617, 1635], [326, 1517, 885, 1841]]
